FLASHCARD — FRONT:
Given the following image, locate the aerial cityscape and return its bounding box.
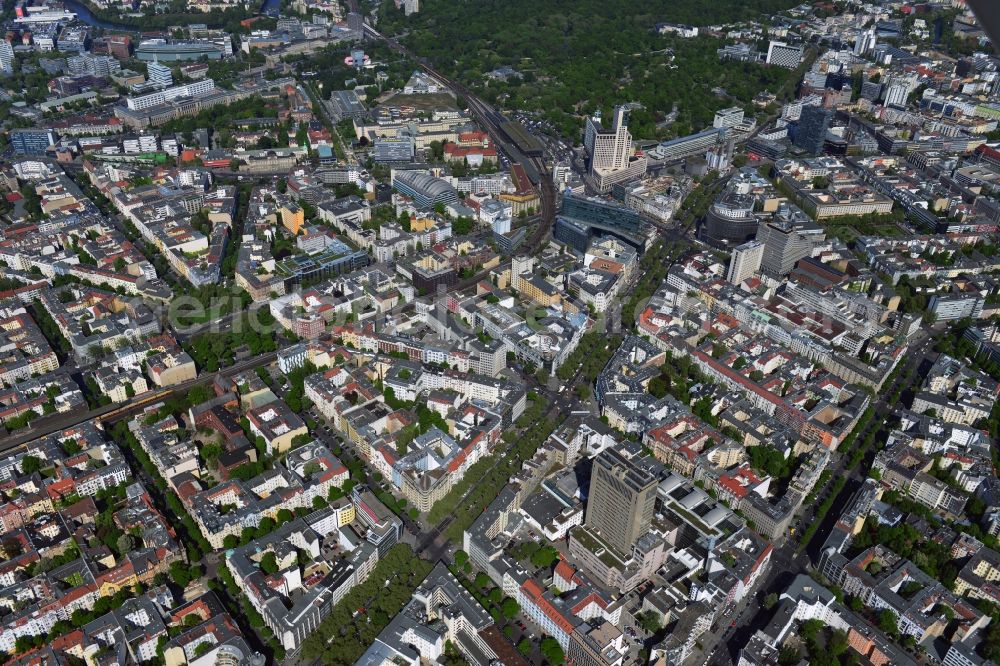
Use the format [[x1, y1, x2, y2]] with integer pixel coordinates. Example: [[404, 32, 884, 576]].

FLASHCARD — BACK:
[[0, 0, 998, 664]]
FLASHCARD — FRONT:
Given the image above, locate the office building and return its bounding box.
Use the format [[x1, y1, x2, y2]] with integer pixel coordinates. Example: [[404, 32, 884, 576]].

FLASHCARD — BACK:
[[275, 245, 369, 286], [329, 89, 367, 121], [854, 28, 877, 56], [756, 214, 825, 276], [67, 53, 120, 78], [928, 292, 985, 322], [766, 41, 804, 69], [392, 170, 459, 208], [372, 135, 414, 163], [146, 61, 173, 88], [884, 81, 908, 108], [106, 35, 131, 59], [860, 79, 883, 101], [586, 106, 632, 173], [33, 30, 55, 52], [352, 485, 403, 556], [793, 106, 832, 155], [277, 16, 303, 35], [584, 106, 647, 193], [647, 128, 726, 163], [555, 192, 646, 252], [588, 157, 647, 194], [10, 128, 57, 155], [703, 173, 763, 246], [718, 43, 761, 63], [125, 79, 215, 111], [135, 41, 224, 62], [568, 622, 627, 666], [0, 39, 14, 75], [585, 449, 657, 556], [57, 26, 88, 52], [713, 107, 745, 129], [727, 240, 765, 284]]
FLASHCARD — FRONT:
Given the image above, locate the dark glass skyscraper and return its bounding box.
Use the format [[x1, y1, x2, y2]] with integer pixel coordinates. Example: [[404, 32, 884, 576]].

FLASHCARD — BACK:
[[794, 106, 833, 156], [556, 192, 645, 252]]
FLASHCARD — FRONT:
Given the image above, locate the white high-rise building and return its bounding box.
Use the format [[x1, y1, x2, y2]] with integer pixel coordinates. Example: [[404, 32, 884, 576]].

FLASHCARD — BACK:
[[584, 106, 647, 193], [512, 254, 534, 277], [713, 107, 745, 129], [510, 255, 535, 292], [884, 82, 908, 108], [766, 41, 804, 69], [585, 106, 633, 173], [727, 240, 765, 285], [147, 61, 173, 89], [854, 28, 877, 56], [0, 39, 14, 75]]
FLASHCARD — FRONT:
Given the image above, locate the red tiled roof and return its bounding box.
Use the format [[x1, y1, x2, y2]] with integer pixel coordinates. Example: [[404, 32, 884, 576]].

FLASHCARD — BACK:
[[521, 579, 575, 635], [554, 559, 576, 583]]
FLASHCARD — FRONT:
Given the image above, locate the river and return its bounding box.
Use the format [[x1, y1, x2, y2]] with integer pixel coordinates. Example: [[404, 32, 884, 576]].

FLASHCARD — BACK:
[[62, 0, 281, 30], [63, 0, 138, 31]]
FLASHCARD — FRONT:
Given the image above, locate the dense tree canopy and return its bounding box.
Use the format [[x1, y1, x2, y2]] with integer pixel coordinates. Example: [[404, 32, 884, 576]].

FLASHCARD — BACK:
[[378, 0, 801, 139], [300, 545, 433, 665]]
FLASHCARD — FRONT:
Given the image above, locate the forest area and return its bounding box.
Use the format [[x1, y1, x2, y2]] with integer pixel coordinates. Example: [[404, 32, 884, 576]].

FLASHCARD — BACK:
[[377, 0, 801, 141]]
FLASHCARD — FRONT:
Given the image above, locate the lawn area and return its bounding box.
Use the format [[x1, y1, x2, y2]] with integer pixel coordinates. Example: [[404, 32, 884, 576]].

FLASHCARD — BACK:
[[825, 221, 905, 244]]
